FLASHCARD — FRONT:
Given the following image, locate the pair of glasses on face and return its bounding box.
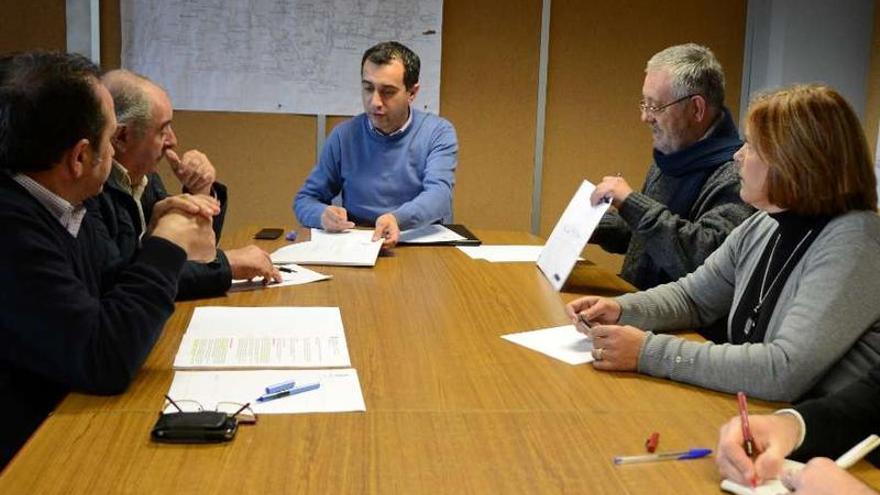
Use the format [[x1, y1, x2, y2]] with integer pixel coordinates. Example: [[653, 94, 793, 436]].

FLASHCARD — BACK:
[[163, 396, 257, 424], [639, 94, 699, 115]]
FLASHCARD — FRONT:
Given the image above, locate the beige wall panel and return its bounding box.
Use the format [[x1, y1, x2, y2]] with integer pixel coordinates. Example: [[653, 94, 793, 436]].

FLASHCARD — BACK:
[[865, 0, 880, 158], [0, 1, 65, 53], [541, 0, 747, 273], [156, 111, 315, 238], [441, 0, 541, 230]]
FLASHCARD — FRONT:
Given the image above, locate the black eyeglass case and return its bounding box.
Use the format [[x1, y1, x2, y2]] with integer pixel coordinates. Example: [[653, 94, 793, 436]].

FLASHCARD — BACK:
[[150, 411, 238, 443]]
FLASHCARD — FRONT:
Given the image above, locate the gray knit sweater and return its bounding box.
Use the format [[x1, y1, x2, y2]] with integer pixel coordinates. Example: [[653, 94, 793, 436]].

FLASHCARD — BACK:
[[616, 210, 880, 402], [591, 161, 754, 290]]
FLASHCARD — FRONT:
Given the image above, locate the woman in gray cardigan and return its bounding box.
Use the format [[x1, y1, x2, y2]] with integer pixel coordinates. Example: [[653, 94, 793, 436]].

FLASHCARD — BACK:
[[566, 84, 880, 402]]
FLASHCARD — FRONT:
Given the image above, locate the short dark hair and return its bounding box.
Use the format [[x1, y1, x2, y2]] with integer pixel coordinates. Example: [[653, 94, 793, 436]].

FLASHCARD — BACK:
[[0, 51, 105, 174], [361, 41, 420, 89]]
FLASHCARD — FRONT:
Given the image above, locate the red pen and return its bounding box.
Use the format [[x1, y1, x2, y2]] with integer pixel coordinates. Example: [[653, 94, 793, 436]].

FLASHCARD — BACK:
[[737, 391, 760, 487], [737, 391, 757, 458], [645, 432, 660, 453]]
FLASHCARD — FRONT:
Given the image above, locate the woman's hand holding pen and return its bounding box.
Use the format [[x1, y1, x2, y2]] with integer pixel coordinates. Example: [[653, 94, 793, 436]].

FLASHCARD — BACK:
[[565, 296, 644, 370], [565, 296, 622, 331], [716, 413, 802, 486]]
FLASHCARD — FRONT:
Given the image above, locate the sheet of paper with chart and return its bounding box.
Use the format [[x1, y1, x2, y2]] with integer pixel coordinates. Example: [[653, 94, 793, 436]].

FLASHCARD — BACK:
[[173, 306, 351, 369], [167, 368, 366, 414], [120, 0, 443, 116], [537, 180, 610, 291]]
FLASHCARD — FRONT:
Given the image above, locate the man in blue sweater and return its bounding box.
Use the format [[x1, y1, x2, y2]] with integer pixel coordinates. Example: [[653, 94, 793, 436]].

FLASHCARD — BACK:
[[294, 41, 458, 248], [0, 51, 217, 468]]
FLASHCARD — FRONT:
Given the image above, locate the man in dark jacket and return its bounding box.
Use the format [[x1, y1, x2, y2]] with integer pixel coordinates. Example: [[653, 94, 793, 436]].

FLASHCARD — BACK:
[[589, 43, 754, 292], [94, 70, 280, 300], [0, 51, 217, 468]]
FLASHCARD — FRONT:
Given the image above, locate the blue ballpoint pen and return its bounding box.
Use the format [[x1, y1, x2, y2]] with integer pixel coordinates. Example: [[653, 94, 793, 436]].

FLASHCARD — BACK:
[[256, 382, 321, 403], [613, 448, 712, 465]]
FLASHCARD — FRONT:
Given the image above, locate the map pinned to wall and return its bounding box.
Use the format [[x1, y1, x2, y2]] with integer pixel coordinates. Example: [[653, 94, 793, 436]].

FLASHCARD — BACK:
[[121, 0, 443, 116]]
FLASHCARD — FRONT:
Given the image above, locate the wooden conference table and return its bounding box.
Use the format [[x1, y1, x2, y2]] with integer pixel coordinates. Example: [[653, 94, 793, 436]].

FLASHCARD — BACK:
[[1, 229, 878, 494]]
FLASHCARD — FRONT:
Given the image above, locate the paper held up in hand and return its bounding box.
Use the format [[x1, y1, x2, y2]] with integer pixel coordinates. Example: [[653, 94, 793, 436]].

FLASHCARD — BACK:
[[270, 229, 382, 266], [501, 325, 594, 365], [537, 180, 610, 291]]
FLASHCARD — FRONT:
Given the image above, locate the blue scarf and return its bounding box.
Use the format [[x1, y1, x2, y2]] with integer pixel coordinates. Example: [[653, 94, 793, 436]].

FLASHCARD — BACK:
[[652, 107, 742, 217]]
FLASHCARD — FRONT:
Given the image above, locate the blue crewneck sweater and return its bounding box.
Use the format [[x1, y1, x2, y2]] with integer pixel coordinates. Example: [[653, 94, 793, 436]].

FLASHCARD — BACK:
[[294, 109, 458, 229]]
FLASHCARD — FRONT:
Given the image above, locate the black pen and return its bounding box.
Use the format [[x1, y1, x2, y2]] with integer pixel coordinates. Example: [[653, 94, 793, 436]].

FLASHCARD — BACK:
[[278, 266, 297, 273], [578, 313, 595, 329]]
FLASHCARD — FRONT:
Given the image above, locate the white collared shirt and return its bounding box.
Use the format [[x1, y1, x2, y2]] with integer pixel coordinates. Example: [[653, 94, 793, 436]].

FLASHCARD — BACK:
[[110, 161, 150, 239], [368, 107, 413, 137], [13, 173, 87, 237]]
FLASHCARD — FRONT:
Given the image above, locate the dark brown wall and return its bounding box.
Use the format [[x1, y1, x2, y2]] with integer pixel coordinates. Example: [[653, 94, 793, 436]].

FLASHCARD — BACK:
[[0, 1, 66, 52]]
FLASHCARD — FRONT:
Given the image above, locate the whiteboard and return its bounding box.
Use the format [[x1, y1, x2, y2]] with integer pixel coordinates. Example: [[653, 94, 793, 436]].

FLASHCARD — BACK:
[[120, 0, 443, 116]]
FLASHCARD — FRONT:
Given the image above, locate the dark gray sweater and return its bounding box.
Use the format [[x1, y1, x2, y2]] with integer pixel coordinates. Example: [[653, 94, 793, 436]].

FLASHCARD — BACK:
[[591, 160, 754, 290]]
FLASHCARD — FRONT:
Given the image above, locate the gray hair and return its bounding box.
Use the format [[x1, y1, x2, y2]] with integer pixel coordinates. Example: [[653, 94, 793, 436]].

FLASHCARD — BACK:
[[101, 69, 154, 137], [646, 43, 725, 110]]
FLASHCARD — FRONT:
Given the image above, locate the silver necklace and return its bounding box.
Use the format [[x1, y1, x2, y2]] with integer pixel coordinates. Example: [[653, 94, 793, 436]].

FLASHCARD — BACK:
[[743, 229, 814, 335]]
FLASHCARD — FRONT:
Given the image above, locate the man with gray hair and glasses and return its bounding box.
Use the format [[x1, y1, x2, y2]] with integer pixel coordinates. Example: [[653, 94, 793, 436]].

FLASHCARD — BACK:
[[588, 43, 753, 302]]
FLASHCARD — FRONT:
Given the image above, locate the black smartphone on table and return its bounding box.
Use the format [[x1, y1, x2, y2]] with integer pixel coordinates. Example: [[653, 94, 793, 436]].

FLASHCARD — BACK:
[[253, 228, 284, 240]]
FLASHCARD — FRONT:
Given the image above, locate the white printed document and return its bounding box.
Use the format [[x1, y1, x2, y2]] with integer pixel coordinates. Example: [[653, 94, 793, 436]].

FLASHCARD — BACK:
[[457, 245, 546, 262], [229, 264, 331, 292], [167, 368, 366, 415], [271, 229, 381, 266], [537, 180, 611, 290], [173, 306, 351, 369], [399, 224, 466, 244], [501, 325, 594, 365]]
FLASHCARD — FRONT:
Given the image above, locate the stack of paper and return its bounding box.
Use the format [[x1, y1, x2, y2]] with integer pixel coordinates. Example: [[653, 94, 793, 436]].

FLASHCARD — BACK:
[[271, 229, 382, 266], [168, 306, 365, 415]]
